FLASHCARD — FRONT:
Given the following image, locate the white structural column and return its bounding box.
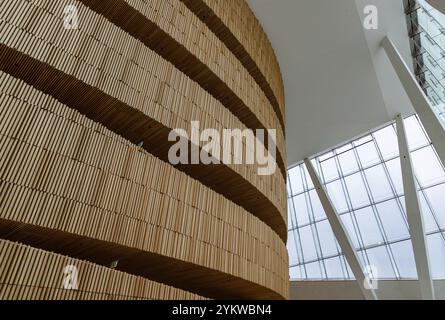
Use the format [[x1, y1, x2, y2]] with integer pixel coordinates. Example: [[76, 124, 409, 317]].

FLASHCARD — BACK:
[[304, 159, 378, 300], [382, 36, 445, 168], [395, 114, 435, 300]]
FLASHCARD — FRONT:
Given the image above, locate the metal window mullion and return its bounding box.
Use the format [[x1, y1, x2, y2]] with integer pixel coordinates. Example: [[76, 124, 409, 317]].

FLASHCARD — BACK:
[[318, 142, 432, 186], [393, 116, 445, 244], [302, 160, 326, 278], [352, 143, 401, 279], [288, 176, 443, 232], [315, 158, 332, 277], [288, 171, 307, 276], [415, 175, 445, 244], [304, 158, 378, 299], [296, 133, 433, 187], [372, 130, 412, 232], [395, 114, 435, 299], [289, 228, 445, 265], [334, 150, 368, 252], [289, 198, 305, 269], [333, 150, 371, 268], [288, 167, 308, 278], [410, 162, 443, 240], [317, 158, 347, 278], [383, 36, 445, 171]]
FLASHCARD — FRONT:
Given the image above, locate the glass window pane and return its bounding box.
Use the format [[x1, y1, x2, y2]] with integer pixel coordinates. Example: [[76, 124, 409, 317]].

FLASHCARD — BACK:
[[324, 256, 344, 279], [424, 184, 445, 229], [305, 261, 323, 279], [427, 233, 445, 279], [326, 180, 349, 213], [309, 189, 326, 221], [390, 240, 417, 279], [419, 191, 440, 233], [412, 146, 445, 187], [286, 111, 445, 281], [299, 225, 318, 262], [288, 166, 304, 195], [292, 194, 310, 226], [364, 165, 394, 202], [289, 266, 304, 280], [288, 198, 296, 228], [340, 213, 360, 249], [376, 199, 409, 241], [373, 126, 398, 161], [287, 231, 300, 265], [302, 165, 314, 190], [337, 148, 359, 175], [343, 256, 354, 279], [356, 140, 380, 168], [319, 155, 340, 183], [316, 220, 338, 257], [385, 159, 403, 196], [365, 246, 396, 278], [404, 116, 430, 150], [344, 173, 371, 209], [354, 135, 373, 146], [354, 207, 384, 247]]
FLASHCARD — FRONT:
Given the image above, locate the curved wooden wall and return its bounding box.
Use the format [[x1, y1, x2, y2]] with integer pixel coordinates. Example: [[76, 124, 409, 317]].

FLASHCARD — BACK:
[[0, 239, 205, 300], [0, 0, 288, 300], [180, 0, 285, 126]]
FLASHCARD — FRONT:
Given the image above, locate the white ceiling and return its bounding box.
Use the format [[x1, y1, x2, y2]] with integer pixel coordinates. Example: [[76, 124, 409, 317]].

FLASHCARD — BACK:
[[247, 0, 415, 166]]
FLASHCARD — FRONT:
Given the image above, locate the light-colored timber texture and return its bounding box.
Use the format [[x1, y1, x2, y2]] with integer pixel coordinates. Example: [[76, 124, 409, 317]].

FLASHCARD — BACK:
[[0, 0, 288, 238], [0, 239, 206, 300], [180, 0, 285, 126], [73, 0, 288, 169], [0, 0, 289, 300]]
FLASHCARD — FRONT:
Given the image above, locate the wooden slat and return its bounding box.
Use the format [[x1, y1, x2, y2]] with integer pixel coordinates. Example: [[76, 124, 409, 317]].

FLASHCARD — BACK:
[[180, 0, 286, 128], [0, 0, 288, 239], [0, 239, 206, 300], [0, 71, 289, 299]]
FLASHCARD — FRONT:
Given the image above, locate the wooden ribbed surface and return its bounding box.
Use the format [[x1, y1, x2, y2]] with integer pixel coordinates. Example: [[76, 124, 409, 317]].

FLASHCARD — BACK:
[[0, 72, 289, 299], [0, 239, 205, 300], [0, 0, 287, 237], [0, 0, 289, 300], [74, 0, 287, 163], [180, 0, 285, 127]]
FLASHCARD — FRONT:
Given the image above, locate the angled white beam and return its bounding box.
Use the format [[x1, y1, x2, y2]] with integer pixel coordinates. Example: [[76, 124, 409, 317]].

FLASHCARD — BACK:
[[304, 159, 378, 300], [382, 36, 445, 168], [395, 114, 435, 300]]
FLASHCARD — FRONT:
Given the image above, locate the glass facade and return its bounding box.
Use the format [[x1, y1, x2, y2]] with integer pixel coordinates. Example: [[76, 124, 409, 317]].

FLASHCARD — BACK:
[[287, 115, 445, 280], [406, 0, 445, 125]]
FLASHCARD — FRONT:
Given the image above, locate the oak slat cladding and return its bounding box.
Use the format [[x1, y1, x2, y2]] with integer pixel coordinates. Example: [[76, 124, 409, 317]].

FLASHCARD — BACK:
[[0, 0, 285, 182], [0, 0, 288, 240], [179, 0, 285, 127], [0, 239, 206, 300], [75, 0, 287, 158], [0, 72, 289, 299], [0, 0, 287, 169]]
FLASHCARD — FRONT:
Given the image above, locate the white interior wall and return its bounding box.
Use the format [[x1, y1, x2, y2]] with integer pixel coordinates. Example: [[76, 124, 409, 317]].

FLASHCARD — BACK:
[[247, 0, 414, 165]]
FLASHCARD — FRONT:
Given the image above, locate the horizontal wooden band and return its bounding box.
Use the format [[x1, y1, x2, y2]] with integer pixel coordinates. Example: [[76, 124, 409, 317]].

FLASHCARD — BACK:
[[0, 0, 289, 299], [76, 0, 286, 145], [0, 0, 287, 178], [0, 239, 206, 300], [0, 41, 287, 240], [0, 74, 289, 298], [180, 0, 286, 128], [0, 0, 287, 217]]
